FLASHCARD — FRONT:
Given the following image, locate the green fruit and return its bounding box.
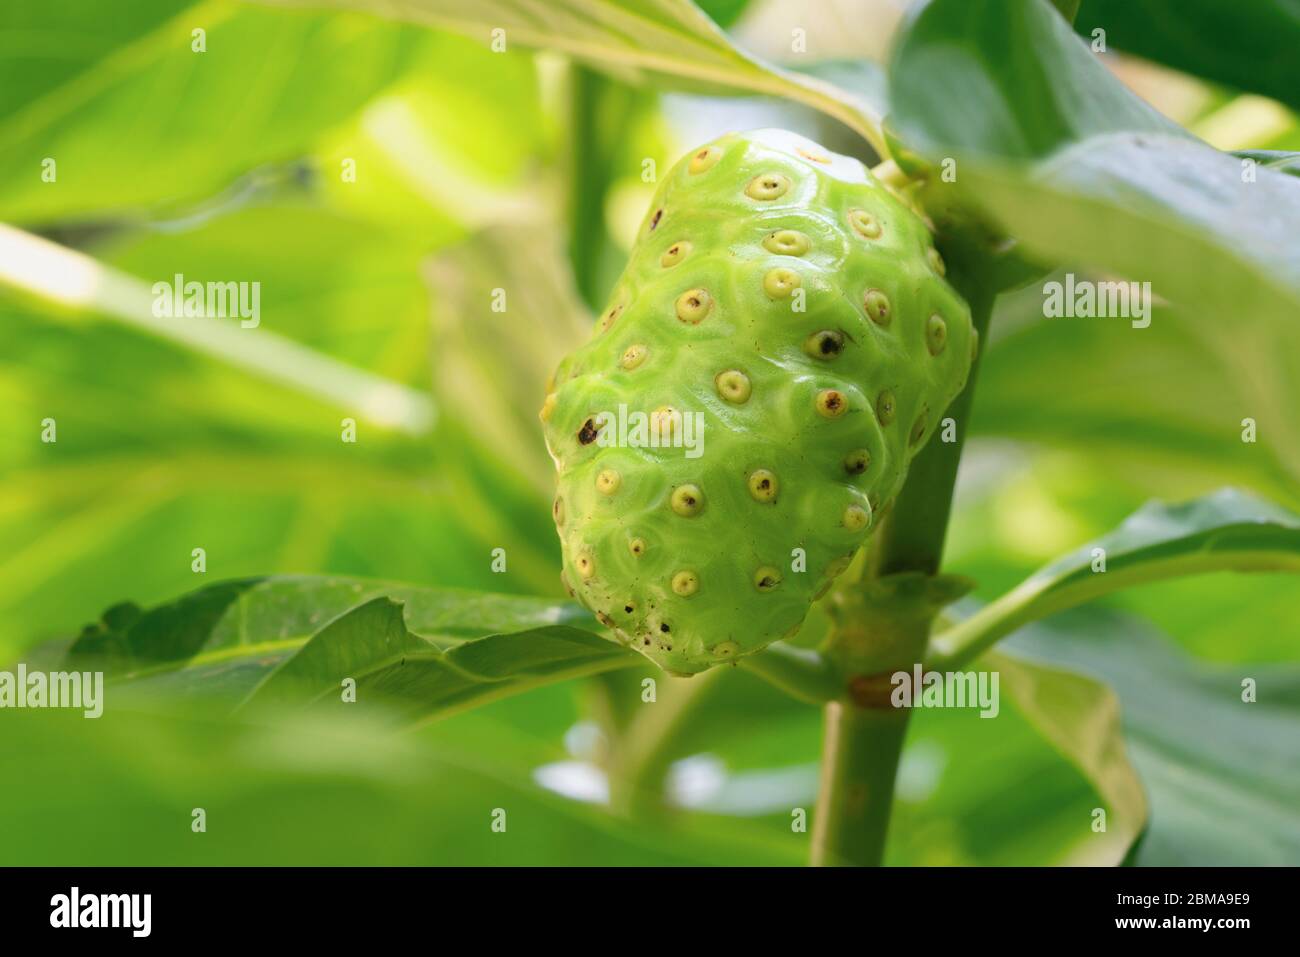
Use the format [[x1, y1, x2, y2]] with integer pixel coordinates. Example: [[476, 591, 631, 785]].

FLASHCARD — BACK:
[[541, 129, 973, 675]]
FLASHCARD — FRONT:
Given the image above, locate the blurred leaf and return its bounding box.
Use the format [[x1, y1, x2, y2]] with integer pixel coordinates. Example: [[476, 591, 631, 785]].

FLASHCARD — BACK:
[[989, 649, 1147, 864], [242, 596, 633, 723], [891, 0, 1184, 159], [1000, 606, 1300, 865], [0, 706, 787, 864], [933, 488, 1300, 668], [1074, 0, 1300, 112], [259, 0, 889, 155], [1235, 149, 1300, 178], [0, 3, 435, 223], [975, 287, 1300, 495], [66, 575, 634, 723], [891, 0, 1300, 482]]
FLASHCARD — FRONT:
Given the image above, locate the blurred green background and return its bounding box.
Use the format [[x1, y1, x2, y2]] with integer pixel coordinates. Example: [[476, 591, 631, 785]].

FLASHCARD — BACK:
[[1, 0, 1297, 865]]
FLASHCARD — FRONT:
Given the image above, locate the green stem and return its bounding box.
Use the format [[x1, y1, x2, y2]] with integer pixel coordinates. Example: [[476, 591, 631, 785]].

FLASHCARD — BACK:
[[810, 702, 911, 866], [811, 245, 997, 866], [566, 63, 606, 311], [738, 644, 838, 705], [607, 669, 721, 816]]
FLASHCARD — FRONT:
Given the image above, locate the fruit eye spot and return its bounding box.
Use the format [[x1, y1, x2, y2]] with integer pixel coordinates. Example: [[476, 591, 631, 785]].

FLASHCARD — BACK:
[[671, 484, 704, 516], [753, 566, 782, 591], [689, 146, 723, 174], [671, 571, 699, 596], [596, 469, 621, 494], [863, 289, 890, 326], [621, 344, 648, 369], [747, 469, 778, 503], [910, 410, 929, 446], [796, 146, 831, 164], [876, 390, 896, 425], [599, 303, 623, 332], [553, 497, 565, 526], [649, 208, 663, 231], [763, 267, 801, 299], [745, 173, 791, 200], [763, 229, 811, 256], [927, 247, 947, 276], [661, 241, 692, 268], [848, 208, 882, 239], [712, 640, 741, 658], [715, 369, 752, 404], [926, 314, 948, 355], [843, 504, 870, 532], [844, 449, 871, 475], [629, 537, 647, 557], [816, 389, 848, 418], [576, 553, 595, 579], [675, 288, 712, 323], [803, 330, 844, 360], [577, 418, 601, 444]]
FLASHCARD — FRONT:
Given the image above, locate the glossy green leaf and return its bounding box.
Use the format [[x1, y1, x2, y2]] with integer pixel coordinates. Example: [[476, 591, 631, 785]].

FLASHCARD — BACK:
[[988, 649, 1147, 864], [65, 575, 635, 723], [999, 607, 1300, 865], [259, 0, 889, 155], [889, 0, 1300, 348], [0, 3, 434, 222], [242, 596, 634, 723], [932, 488, 1300, 669], [1074, 0, 1300, 112]]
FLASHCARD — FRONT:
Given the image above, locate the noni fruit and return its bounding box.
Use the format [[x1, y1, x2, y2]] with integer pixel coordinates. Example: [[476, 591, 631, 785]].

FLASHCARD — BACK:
[[541, 129, 974, 675]]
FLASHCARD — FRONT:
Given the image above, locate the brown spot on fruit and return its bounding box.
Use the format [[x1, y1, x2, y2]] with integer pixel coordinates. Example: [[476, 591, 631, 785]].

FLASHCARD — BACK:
[[816, 389, 848, 418], [670, 484, 704, 516], [689, 146, 723, 174], [675, 288, 712, 323], [844, 448, 871, 475], [803, 330, 844, 359], [748, 468, 778, 503], [661, 241, 692, 268], [745, 173, 791, 200]]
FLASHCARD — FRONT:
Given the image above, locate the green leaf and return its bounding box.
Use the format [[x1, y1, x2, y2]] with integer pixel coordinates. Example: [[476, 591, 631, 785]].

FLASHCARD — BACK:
[[889, 0, 1300, 407], [998, 607, 1300, 865], [1235, 149, 1300, 178], [988, 649, 1148, 864], [974, 282, 1300, 495], [259, 0, 888, 155], [0, 4, 434, 222], [891, 0, 1185, 159], [0, 705, 792, 864], [242, 596, 635, 724], [66, 575, 638, 723], [931, 488, 1300, 669], [1074, 0, 1300, 113]]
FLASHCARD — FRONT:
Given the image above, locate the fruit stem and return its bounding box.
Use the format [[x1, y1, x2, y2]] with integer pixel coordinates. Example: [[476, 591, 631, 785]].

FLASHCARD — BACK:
[[607, 669, 722, 816], [812, 242, 997, 866], [868, 158, 910, 190], [738, 644, 839, 704]]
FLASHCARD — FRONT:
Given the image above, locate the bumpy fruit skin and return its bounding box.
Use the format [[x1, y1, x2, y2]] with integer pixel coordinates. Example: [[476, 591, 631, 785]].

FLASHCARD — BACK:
[[542, 129, 973, 675]]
